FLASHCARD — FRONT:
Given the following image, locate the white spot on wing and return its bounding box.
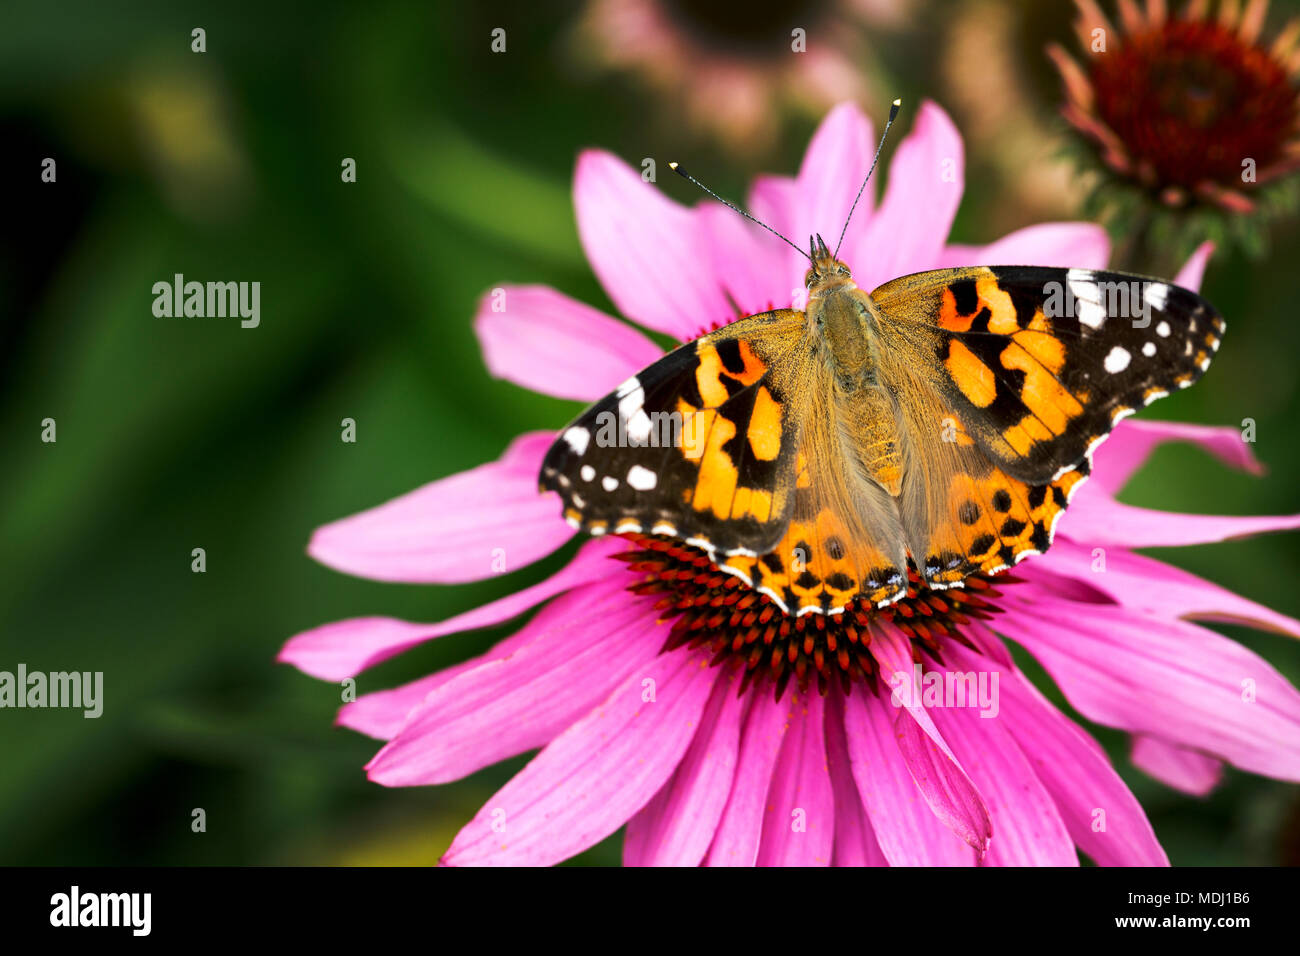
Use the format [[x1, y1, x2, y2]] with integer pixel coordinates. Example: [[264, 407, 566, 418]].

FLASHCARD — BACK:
[[1142, 342, 1157, 357], [601, 476, 619, 492], [627, 465, 657, 490], [1068, 270, 1106, 329], [1103, 346, 1131, 373], [563, 426, 590, 455], [580, 465, 595, 482], [1156, 320, 1171, 337]]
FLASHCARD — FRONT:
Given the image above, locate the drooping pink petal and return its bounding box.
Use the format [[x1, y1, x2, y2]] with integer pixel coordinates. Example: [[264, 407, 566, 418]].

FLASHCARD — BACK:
[[705, 692, 789, 866], [1031, 539, 1300, 639], [850, 101, 964, 292], [755, 691, 835, 866], [1086, 418, 1262, 498], [869, 621, 964, 762], [473, 285, 663, 401], [441, 647, 717, 867], [1174, 240, 1215, 293], [998, 599, 1300, 782], [824, 693, 888, 866], [946, 643, 1168, 866], [839, 690, 976, 866], [281, 537, 625, 681], [575, 150, 734, 341], [1132, 735, 1225, 796], [865, 625, 996, 854], [936, 222, 1111, 272], [889, 698, 994, 854], [623, 669, 746, 867], [307, 431, 572, 584], [366, 583, 665, 787], [1061, 493, 1300, 549], [928, 701, 1078, 866]]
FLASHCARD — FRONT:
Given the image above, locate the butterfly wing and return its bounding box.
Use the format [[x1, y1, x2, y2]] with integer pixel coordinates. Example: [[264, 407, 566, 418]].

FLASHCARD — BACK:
[[872, 266, 1224, 483], [539, 310, 812, 556], [868, 265, 1223, 586]]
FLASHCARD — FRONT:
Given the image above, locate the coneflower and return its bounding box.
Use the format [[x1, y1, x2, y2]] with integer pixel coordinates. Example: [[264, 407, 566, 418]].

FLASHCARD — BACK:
[[281, 101, 1300, 866]]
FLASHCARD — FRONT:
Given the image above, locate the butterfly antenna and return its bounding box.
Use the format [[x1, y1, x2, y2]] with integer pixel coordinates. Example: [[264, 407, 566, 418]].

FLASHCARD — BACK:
[[834, 98, 902, 259], [669, 162, 811, 262]]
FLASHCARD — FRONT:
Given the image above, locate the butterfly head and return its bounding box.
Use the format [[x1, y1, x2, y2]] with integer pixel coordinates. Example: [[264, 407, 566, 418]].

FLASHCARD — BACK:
[[804, 233, 854, 297]]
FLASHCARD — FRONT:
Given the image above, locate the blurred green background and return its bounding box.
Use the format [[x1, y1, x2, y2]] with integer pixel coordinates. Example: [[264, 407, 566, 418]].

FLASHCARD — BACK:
[[2, 0, 1298, 865]]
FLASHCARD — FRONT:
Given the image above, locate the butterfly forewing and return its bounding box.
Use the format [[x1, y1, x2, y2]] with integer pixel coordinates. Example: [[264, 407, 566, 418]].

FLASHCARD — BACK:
[[870, 266, 1225, 485], [539, 309, 812, 556]]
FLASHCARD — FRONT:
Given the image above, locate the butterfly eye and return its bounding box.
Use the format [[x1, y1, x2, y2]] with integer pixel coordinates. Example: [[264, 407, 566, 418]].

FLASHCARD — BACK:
[[837, 266, 851, 277], [806, 272, 818, 287]]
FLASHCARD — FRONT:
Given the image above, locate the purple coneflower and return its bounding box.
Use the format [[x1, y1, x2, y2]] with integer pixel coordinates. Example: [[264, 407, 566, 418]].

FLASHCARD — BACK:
[[281, 100, 1300, 866]]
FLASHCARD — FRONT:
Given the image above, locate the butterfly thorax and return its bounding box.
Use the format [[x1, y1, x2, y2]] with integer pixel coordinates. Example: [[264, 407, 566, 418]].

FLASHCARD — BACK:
[[806, 261, 905, 496]]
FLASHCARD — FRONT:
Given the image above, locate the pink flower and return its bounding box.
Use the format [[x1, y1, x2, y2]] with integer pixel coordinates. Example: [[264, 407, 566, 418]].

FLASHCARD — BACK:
[[280, 101, 1300, 866]]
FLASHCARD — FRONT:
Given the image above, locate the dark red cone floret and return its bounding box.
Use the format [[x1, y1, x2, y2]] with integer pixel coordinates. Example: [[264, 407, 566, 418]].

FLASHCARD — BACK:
[[615, 533, 1013, 702]]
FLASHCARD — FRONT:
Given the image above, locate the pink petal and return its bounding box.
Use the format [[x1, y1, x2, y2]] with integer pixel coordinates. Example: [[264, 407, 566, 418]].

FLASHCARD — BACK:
[[928, 702, 1078, 866], [307, 431, 572, 584], [936, 222, 1111, 271], [1175, 240, 1215, 293], [746, 174, 804, 298], [747, 173, 801, 241], [1087, 418, 1262, 498], [281, 537, 624, 680], [441, 647, 717, 867], [1031, 539, 1300, 639], [998, 599, 1300, 781], [889, 698, 993, 854], [946, 643, 1167, 866], [794, 101, 875, 260], [869, 621, 963, 762], [473, 285, 662, 401], [366, 584, 664, 786], [1131, 736, 1224, 796], [336, 622, 537, 739], [623, 669, 746, 867], [1061, 493, 1300, 549], [705, 692, 790, 866], [824, 693, 888, 866], [697, 202, 796, 318], [850, 101, 964, 292], [755, 691, 835, 866], [575, 150, 734, 341], [840, 690, 976, 866]]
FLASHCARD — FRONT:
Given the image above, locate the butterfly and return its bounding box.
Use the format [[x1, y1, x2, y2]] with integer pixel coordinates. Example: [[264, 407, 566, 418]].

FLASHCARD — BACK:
[[538, 103, 1224, 616]]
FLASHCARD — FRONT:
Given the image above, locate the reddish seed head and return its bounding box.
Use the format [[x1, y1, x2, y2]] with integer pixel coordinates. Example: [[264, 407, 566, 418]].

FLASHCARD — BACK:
[[622, 533, 1007, 700]]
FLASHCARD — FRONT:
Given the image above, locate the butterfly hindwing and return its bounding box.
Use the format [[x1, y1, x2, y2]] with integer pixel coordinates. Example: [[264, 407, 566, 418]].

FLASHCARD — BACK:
[[871, 265, 1225, 484], [718, 397, 910, 614], [539, 309, 811, 555]]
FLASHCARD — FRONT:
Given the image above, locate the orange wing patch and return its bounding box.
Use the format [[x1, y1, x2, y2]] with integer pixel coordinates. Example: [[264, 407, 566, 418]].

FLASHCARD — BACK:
[[721, 510, 905, 615], [944, 340, 998, 408], [923, 464, 1086, 586]]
